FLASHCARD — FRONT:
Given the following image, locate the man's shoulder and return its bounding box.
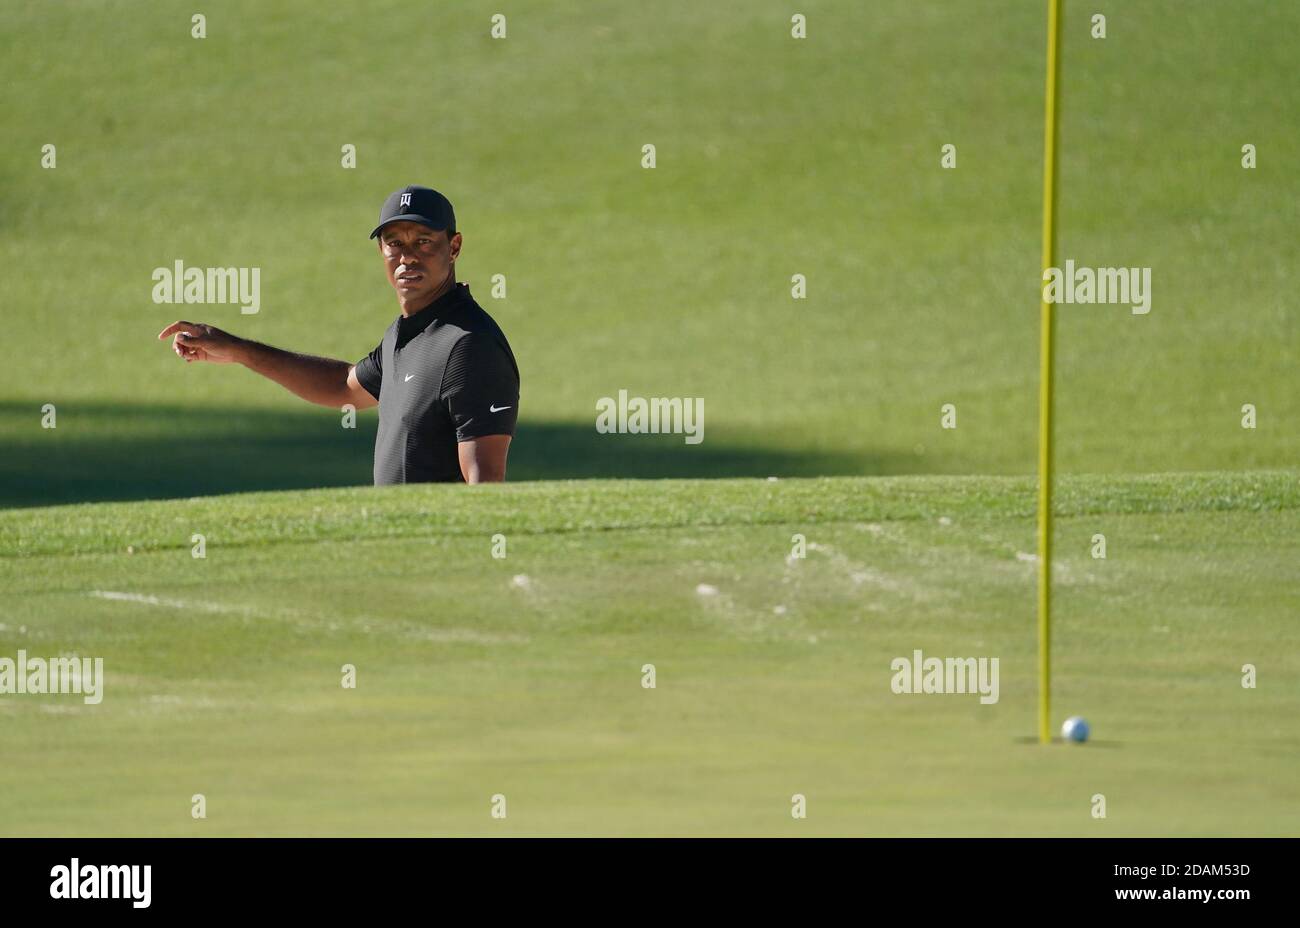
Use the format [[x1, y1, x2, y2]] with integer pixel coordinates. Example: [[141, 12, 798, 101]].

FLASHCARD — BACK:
[[440, 288, 514, 355], [445, 286, 505, 335], [441, 289, 519, 382]]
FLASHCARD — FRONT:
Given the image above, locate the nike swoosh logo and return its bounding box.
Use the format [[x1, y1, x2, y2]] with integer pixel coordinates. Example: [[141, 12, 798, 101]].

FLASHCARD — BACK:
[[404, 373, 415, 382], [489, 404, 512, 413]]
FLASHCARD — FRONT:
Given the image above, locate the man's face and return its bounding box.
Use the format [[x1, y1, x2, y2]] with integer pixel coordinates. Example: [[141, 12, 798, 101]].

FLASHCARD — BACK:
[[378, 221, 462, 309]]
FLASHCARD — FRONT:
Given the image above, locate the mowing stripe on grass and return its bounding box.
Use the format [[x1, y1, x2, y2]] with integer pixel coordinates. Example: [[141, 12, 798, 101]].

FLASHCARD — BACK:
[[1, 471, 1295, 561], [86, 590, 529, 645], [90, 590, 255, 614]]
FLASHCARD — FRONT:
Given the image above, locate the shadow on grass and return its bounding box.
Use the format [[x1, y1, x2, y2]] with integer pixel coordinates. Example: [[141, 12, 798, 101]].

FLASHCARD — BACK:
[[1012, 736, 1123, 748], [0, 401, 907, 508]]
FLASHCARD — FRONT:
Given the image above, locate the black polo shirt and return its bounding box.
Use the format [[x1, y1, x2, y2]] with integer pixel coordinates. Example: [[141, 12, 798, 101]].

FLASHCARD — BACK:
[[354, 282, 519, 484]]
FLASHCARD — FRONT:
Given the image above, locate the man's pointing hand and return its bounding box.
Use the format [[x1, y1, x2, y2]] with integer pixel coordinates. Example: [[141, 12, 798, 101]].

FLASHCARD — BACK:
[[157, 320, 242, 364]]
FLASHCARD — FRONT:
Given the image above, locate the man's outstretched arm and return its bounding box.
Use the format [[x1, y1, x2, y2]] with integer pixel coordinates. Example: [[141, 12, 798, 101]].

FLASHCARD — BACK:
[[157, 320, 377, 410]]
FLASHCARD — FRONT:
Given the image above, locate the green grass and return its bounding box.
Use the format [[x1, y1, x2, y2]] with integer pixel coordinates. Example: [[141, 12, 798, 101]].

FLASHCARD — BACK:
[[1, 471, 1296, 836], [1, 1, 1296, 837], [1, 1, 1297, 508]]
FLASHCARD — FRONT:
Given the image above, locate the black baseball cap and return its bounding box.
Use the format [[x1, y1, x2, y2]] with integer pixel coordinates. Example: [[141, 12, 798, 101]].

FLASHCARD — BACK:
[[369, 185, 457, 239]]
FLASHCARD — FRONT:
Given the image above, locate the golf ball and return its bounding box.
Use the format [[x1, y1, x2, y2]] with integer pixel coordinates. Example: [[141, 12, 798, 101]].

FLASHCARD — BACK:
[[1061, 716, 1090, 743]]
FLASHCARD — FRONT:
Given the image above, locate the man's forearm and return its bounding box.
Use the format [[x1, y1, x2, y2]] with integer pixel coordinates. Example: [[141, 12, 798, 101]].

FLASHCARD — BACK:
[[235, 339, 353, 407]]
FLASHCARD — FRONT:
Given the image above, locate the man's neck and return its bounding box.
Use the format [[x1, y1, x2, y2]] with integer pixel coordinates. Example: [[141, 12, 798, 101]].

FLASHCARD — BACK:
[[399, 275, 456, 316]]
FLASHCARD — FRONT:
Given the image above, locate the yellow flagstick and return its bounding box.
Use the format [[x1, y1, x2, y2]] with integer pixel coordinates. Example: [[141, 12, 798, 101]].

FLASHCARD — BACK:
[[1038, 0, 1063, 745]]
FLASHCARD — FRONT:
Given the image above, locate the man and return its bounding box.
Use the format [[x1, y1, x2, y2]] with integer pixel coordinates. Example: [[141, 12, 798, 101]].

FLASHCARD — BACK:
[[158, 186, 520, 484]]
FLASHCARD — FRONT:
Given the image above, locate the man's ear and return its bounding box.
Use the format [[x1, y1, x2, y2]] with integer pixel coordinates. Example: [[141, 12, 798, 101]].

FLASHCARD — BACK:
[[449, 232, 463, 261]]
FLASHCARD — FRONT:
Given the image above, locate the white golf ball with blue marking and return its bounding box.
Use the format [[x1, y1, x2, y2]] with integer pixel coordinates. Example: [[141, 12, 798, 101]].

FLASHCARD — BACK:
[[1061, 716, 1090, 743]]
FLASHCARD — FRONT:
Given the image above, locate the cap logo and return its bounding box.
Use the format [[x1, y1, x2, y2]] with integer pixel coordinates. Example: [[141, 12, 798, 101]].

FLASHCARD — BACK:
[[399, 193, 413, 208]]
